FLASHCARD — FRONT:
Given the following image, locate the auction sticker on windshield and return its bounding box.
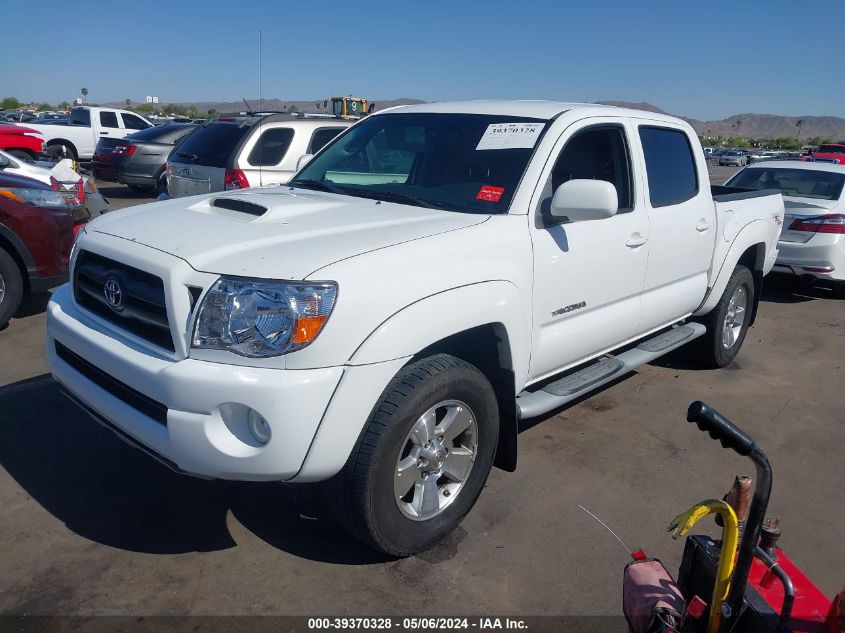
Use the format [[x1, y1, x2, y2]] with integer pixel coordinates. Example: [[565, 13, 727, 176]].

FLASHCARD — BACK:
[[476, 185, 505, 202], [476, 122, 544, 150]]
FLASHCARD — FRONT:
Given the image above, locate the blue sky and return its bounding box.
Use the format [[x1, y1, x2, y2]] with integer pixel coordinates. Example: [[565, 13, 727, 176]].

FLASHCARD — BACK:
[[3, 0, 843, 120]]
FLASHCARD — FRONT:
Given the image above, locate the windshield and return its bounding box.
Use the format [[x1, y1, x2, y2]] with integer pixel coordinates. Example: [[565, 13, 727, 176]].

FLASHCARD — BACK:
[[816, 145, 845, 155], [726, 167, 845, 201], [291, 112, 550, 213]]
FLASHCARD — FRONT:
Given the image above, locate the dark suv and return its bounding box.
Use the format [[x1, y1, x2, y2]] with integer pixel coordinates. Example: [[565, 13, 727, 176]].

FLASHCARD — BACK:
[[0, 172, 87, 328]]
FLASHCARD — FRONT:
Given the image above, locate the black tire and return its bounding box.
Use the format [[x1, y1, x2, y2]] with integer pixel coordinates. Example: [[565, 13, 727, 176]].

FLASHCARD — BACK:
[[6, 149, 35, 161], [45, 142, 77, 161], [327, 354, 499, 557], [833, 282, 845, 300], [0, 249, 24, 330], [693, 265, 755, 368]]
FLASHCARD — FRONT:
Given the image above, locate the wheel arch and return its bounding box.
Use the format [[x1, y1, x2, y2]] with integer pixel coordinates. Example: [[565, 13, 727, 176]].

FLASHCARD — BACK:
[[695, 220, 770, 320], [46, 138, 79, 159], [0, 225, 35, 293]]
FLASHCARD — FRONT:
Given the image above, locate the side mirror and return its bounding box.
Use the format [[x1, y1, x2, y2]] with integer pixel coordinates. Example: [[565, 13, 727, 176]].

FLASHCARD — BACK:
[[296, 154, 313, 171], [550, 179, 618, 222]]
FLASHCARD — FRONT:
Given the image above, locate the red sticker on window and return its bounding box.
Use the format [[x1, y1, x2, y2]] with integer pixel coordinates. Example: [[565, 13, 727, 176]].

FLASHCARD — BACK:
[[476, 185, 505, 202]]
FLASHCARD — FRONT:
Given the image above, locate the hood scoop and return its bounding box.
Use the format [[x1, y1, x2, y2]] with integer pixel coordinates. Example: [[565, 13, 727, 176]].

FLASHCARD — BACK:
[[208, 197, 269, 219]]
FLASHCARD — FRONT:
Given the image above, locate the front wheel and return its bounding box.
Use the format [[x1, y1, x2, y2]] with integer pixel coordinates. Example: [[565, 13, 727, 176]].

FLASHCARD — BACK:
[[693, 265, 754, 368], [327, 354, 499, 556]]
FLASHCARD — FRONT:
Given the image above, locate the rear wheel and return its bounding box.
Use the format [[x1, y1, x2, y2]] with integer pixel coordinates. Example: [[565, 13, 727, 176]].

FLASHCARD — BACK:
[[45, 142, 77, 161], [327, 354, 499, 557], [0, 249, 24, 330], [693, 265, 754, 368]]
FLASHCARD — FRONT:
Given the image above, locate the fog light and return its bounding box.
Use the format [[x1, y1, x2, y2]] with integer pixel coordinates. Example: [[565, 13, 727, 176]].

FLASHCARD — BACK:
[[248, 409, 271, 444]]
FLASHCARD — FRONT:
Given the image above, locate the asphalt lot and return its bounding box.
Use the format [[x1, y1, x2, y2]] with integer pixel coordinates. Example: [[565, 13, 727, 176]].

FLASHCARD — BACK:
[[1, 169, 842, 618]]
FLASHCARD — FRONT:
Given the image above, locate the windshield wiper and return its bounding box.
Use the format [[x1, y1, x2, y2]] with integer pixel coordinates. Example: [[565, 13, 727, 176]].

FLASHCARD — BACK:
[[351, 190, 440, 209], [288, 179, 345, 195]]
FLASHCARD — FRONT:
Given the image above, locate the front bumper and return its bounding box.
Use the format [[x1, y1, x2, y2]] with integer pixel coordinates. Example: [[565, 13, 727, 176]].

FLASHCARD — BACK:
[[774, 234, 845, 282], [47, 284, 345, 481]]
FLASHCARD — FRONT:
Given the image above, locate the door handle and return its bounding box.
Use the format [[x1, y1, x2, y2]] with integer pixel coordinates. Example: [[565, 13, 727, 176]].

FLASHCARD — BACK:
[[696, 220, 714, 232], [99, 132, 107, 135], [625, 234, 648, 248]]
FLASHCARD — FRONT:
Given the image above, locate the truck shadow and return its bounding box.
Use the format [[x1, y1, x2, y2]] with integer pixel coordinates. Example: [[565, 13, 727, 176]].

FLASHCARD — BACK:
[[761, 275, 837, 304], [0, 377, 385, 565]]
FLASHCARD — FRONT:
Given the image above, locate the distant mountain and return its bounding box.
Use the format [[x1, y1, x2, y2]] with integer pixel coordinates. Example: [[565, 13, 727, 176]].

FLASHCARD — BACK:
[[104, 96, 844, 140], [598, 100, 845, 140], [103, 97, 425, 115]]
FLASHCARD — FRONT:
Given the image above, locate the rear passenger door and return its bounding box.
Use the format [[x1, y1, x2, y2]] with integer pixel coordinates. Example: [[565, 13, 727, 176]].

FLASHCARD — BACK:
[[97, 111, 123, 139], [635, 124, 716, 332]]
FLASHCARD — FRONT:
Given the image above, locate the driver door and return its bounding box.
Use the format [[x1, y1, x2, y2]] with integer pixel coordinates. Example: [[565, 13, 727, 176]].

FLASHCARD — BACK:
[[528, 119, 649, 382]]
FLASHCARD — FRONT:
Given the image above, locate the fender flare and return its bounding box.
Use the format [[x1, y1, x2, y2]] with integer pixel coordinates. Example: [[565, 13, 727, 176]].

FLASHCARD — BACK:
[[349, 280, 530, 388], [293, 281, 530, 482], [694, 220, 769, 317]]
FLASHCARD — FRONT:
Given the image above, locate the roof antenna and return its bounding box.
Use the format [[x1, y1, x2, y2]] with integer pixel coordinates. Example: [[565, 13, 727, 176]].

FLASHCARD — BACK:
[[242, 97, 254, 117]]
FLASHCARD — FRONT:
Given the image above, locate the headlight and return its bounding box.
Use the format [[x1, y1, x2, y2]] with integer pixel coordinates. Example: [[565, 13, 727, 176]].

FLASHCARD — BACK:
[[0, 187, 69, 209], [191, 277, 338, 358]]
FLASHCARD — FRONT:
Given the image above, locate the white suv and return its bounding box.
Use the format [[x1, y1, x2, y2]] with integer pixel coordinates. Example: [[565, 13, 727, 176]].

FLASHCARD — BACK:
[[166, 114, 350, 197]]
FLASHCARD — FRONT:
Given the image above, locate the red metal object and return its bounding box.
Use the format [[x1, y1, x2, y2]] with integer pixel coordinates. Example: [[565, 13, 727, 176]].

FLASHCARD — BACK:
[[807, 144, 845, 165], [0, 123, 44, 159], [748, 547, 832, 633]]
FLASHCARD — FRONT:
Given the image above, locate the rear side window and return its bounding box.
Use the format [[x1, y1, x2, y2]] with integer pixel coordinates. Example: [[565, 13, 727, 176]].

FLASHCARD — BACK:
[[70, 108, 90, 126], [639, 126, 698, 207], [122, 113, 150, 130], [99, 111, 119, 128], [171, 123, 249, 167], [309, 127, 344, 153], [247, 127, 295, 166]]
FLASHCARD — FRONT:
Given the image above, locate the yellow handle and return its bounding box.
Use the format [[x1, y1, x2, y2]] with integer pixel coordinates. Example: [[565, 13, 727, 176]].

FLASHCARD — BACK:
[[667, 500, 739, 633]]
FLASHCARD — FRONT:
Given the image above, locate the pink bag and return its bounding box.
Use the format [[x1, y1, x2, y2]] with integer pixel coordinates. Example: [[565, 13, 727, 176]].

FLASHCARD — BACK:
[[623, 558, 686, 633]]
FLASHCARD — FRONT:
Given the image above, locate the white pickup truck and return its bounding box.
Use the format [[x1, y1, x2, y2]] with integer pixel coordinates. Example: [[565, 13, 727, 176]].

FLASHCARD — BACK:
[[14, 106, 153, 161], [46, 101, 784, 556]]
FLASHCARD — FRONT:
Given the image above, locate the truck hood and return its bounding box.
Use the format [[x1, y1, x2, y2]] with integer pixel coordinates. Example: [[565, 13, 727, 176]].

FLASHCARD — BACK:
[[88, 188, 487, 279]]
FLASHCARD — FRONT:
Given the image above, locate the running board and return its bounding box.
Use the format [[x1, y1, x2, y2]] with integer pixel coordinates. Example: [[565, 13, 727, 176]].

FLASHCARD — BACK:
[[516, 323, 706, 419]]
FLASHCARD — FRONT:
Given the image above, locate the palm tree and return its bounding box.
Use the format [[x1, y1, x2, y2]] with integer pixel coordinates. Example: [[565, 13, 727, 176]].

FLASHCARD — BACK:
[[125, 98, 131, 107], [81, 87, 89, 104], [795, 119, 804, 142]]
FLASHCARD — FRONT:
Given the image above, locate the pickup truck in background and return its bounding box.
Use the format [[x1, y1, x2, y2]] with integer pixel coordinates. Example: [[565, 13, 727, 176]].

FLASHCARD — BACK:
[[11, 107, 153, 161], [804, 143, 845, 165], [46, 101, 784, 556]]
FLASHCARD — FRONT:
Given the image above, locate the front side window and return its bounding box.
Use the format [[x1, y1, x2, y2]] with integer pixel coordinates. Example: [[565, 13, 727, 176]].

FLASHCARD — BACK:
[[816, 145, 845, 155], [550, 126, 633, 211], [122, 113, 150, 130], [639, 126, 698, 207], [99, 111, 119, 128], [247, 127, 294, 166], [291, 113, 549, 214]]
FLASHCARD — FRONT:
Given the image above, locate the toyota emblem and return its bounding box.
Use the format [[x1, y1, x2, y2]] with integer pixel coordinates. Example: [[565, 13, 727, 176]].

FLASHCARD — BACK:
[[103, 278, 123, 310]]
